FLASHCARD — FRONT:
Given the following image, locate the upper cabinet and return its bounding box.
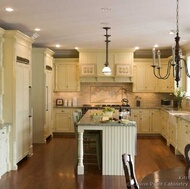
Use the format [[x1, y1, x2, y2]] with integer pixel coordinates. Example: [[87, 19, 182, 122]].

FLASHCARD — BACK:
[[54, 58, 80, 91], [79, 50, 134, 82], [133, 58, 174, 93]]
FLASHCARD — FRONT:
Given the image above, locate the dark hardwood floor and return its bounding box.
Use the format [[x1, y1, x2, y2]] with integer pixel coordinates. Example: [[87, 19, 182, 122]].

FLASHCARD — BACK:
[[0, 135, 186, 189]]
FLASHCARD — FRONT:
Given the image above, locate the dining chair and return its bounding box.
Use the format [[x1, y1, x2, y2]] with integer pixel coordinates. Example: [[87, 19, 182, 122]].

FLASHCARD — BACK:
[[122, 153, 139, 189], [184, 144, 190, 167], [73, 111, 101, 171]]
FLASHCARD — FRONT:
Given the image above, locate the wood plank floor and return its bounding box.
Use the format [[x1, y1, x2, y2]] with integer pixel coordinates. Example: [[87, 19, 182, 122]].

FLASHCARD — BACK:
[[0, 135, 186, 189]]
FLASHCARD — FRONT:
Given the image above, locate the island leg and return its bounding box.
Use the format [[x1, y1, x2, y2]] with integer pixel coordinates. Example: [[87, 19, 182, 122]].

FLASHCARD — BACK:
[[77, 131, 84, 175]]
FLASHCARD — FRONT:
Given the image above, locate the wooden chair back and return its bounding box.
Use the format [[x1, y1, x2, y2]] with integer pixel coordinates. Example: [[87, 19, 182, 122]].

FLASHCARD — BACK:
[[185, 144, 190, 167], [122, 154, 139, 189]]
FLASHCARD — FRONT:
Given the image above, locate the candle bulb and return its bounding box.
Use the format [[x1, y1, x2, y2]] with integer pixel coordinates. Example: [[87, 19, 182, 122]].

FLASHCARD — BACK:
[[157, 50, 161, 68], [152, 48, 156, 66]]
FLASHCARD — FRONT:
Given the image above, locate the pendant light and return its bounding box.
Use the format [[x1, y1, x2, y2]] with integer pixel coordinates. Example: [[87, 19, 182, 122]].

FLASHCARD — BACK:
[[102, 27, 112, 76]]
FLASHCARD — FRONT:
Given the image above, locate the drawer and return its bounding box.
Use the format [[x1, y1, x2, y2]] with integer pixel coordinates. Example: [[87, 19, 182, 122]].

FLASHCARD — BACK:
[[132, 109, 150, 114], [0, 128, 6, 140], [54, 108, 71, 114]]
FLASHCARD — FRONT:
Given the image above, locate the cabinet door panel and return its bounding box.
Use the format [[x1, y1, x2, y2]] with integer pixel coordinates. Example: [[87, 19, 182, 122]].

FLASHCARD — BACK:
[[54, 113, 71, 132], [56, 64, 67, 90]]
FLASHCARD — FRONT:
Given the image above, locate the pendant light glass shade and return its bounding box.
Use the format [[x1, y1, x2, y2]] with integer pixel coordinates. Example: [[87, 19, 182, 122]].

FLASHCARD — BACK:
[[102, 66, 112, 76]]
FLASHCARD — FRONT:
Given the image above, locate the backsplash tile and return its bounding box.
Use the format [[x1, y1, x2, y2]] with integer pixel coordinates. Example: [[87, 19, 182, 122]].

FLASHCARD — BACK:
[[53, 83, 172, 108]]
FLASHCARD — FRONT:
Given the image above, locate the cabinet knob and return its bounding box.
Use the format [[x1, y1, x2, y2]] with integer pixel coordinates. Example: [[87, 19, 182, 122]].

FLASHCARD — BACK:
[[61, 110, 64, 112]]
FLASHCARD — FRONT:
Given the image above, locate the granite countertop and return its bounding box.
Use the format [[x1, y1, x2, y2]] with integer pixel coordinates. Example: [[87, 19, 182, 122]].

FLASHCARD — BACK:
[[0, 123, 11, 130], [77, 110, 136, 126]]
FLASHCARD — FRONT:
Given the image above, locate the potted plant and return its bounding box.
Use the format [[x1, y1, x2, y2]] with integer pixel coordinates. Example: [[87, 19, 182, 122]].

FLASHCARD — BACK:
[[135, 96, 141, 107], [102, 107, 115, 117], [173, 88, 186, 109]]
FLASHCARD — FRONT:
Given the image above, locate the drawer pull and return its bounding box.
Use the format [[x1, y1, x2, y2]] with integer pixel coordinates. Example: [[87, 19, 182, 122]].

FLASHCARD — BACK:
[[61, 110, 65, 112]]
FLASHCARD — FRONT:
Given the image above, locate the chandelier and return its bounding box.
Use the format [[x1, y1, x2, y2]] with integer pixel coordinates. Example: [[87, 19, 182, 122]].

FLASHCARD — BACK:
[[102, 27, 112, 76], [151, 0, 190, 87]]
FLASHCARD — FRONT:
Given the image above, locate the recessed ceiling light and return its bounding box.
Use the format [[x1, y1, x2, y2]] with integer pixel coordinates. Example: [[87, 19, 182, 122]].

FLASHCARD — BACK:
[[56, 44, 60, 48], [135, 46, 139, 50], [34, 28, 41, 32], [5, 7, 14, 12], [101, 7, 111, 11]]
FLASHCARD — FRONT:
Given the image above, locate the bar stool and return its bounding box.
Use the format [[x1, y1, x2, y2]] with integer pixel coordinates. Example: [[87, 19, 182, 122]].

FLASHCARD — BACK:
[[73, 111, 101, 171]]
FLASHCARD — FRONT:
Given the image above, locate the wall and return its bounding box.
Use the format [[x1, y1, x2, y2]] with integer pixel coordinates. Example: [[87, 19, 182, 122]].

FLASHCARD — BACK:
[[53, 83, 171, 108]]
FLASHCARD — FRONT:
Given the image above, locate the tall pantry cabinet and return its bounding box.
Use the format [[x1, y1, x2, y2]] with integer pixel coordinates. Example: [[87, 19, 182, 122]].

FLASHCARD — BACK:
[[3, 30, 33, 169], [32, 48, 54, 143]]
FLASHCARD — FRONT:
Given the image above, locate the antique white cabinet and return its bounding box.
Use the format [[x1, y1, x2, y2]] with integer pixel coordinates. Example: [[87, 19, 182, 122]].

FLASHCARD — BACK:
[[79, 51, 134, 82], [131, 109, 150, 133], [156, 61, 174, 92], [0, 28, 4, 124], [53, 108, 81, 133], [0, 125, 11, 178], [160, 110, 169, 142], [177, 118, 190, 156], [133, 59, 157, 92], [3, 30, 33, 169], [54, 58, 79, 91], [133, 58, 174, 92], [32, 48, 54, 143], [150, 109, 161, 133]]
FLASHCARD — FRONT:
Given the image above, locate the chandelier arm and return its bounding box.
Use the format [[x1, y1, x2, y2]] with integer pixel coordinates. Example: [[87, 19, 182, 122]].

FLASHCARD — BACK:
[[180, 58, 190, 77], [157, 59, 173, 79]]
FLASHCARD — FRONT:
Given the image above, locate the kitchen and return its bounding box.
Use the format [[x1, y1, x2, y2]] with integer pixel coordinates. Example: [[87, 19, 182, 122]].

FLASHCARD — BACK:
[[0, 0, 190, 188]]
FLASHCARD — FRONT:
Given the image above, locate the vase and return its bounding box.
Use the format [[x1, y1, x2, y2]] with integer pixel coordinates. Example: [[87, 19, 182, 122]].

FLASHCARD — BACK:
[[177, 99, 182, 110], [104, 111, 113, 118]]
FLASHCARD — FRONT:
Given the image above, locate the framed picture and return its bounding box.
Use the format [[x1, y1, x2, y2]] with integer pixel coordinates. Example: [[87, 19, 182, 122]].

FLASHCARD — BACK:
[[116, 64, 132, 76], [81, 64, 96, 76], [56, 99, 63, 106]]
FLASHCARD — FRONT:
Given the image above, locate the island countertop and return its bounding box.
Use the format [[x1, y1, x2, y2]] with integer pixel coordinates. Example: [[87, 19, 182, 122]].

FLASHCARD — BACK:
[[77, 109, 136, 126], [76, 109, 137, 176]]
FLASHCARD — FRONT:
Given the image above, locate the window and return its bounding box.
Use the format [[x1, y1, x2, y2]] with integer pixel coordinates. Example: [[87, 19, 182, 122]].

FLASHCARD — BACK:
[[186, 55, 190, 96]]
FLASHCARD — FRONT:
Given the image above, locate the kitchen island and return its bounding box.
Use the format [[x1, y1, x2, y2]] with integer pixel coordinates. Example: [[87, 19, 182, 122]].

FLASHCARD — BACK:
[[77, 110, 137, 175]]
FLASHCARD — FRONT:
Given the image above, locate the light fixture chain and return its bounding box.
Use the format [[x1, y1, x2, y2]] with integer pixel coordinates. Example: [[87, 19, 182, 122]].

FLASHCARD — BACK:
[[176, 0, 179, 33]]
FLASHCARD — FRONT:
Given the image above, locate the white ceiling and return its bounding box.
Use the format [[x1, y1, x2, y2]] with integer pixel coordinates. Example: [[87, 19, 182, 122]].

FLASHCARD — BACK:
[[0, 0, 190, 53]]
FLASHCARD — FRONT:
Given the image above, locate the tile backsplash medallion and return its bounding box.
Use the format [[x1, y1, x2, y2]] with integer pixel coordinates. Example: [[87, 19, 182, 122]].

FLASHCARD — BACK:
[[53, 83, 174, 108]]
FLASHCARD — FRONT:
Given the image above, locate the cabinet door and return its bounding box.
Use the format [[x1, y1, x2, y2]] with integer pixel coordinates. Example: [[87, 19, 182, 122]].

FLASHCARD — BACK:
[[134, 64, 156, 92], [134, 65, 146, 91], [151, 109, 160, 133], [54, 63, 77, 91], [131, 113, 140, 133], [54, 113, 71, 132], [16, 64, 30, 162], [157, 63, 174, 92], [140, 114, 150, 133], [67, 64, 77, 90], [177, 119, 186, 155], [55, 64, 67, 90], [0, 136, 7, 176]]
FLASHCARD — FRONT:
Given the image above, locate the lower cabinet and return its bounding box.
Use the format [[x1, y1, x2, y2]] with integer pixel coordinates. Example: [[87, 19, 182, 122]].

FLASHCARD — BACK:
[[53, 108, 81, 133], [177, 118, 190, 156], [160, 110, 169, 140], [131, 109, 150, 133], [0, 125, 11, 178], [150, 109, 161, 133]]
